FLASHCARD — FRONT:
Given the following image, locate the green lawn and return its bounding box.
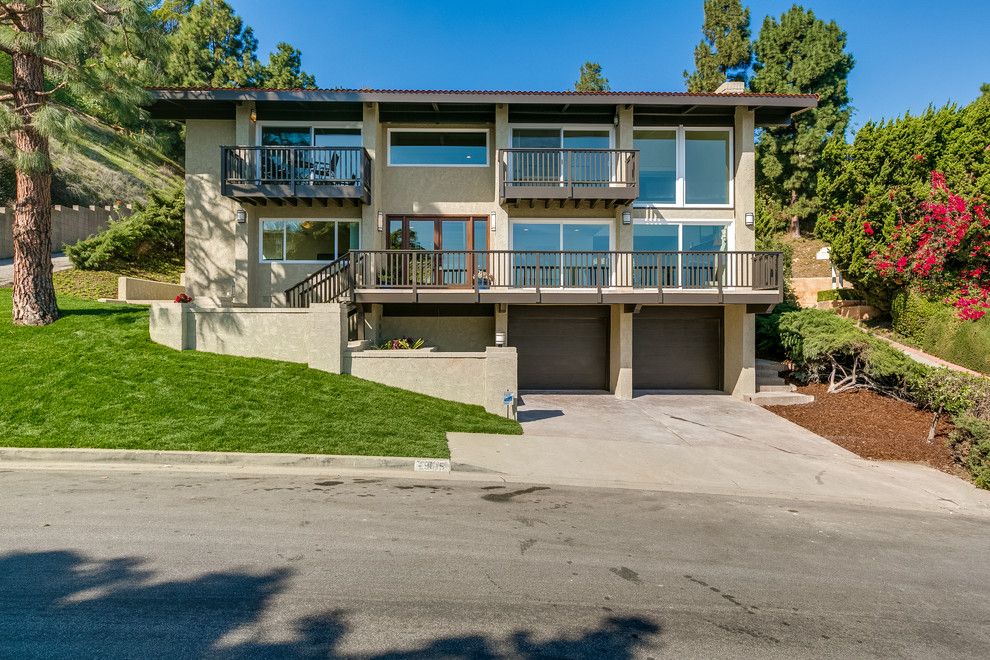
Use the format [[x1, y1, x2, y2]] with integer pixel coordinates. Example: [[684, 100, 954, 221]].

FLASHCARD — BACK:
[[0, 290, 521, 457]]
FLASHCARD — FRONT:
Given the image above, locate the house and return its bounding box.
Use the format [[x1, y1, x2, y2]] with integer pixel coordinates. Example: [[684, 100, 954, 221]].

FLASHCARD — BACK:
[[147, 84, 816, 410]]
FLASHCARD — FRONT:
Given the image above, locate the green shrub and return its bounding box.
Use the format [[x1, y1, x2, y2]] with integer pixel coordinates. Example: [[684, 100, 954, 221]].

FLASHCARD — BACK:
[[891, 290, 990, 374], [816, 288, 864, 302], [65, 186, 184, 272], [778, 308, 923, 393], [949, 414, 990, 489], [756, 299, 799, 360]]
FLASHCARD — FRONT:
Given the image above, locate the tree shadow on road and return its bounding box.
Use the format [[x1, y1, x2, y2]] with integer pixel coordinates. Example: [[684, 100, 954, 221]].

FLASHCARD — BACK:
[[0, 550, 661, 659]]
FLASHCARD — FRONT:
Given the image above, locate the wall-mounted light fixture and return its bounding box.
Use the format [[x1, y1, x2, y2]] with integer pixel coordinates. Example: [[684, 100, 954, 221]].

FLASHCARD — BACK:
[[621, 210, 632, 225], [377, 210, 384, 231], [249, 108, 257, 123], [494, 331, 506, 347], [490, 211, 497, 233], [235, 209, 247, 224], [744, 212, 755, 228]]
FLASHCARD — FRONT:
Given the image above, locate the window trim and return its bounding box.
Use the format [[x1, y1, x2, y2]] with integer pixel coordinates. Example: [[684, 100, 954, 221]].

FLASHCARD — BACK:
[[509, 217, 616, 252], [259, 218, 361, 264], [631, 218, 734, 252], [255, 120, 363, 147], [509, 124, 616, 149], [632, 126, 734, 210], [386, 127, 490, 168]]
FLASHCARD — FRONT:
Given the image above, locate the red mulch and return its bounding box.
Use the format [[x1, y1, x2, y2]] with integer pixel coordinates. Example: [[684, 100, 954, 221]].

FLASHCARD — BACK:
[[766, 383, 968, 479]]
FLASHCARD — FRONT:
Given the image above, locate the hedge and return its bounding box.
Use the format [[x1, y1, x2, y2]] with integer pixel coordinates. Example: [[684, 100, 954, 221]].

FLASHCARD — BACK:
[[816, 288, 864, 302], [891, 291, 990, 375]]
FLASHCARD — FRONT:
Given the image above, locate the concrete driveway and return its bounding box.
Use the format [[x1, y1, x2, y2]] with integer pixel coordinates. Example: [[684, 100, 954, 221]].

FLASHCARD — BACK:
[[448, 393, 990, 516]]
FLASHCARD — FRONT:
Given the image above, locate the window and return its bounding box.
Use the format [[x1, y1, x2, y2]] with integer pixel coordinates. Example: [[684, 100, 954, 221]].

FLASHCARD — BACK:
[[386, 216, 489, 251], [634, 130, 677, 204], [685, 131, 731, 205], [260, 219, 359, 262], [633, 127, 732, 207], [510, 127, 614, 185], [632, 223, 728, 251], [260, 126, 361, 147], [632, 223, 728, 287], [388, 130, 488, 166], [511, 220, 612, 287]]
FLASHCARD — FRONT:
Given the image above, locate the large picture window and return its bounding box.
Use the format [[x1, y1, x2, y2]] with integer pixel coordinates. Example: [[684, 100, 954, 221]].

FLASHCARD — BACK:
[[633, 127, 732, 207], [261, 219, 359, 262], [388, 129, 489, 166]]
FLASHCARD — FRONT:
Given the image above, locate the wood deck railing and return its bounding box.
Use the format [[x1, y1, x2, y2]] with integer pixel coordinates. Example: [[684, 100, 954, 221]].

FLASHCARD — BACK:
[[499, 148, 639, 204], [220, 146, 371, 202]]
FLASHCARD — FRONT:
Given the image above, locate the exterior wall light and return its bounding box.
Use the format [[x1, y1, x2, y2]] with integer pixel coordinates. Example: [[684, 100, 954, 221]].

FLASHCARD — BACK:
[[621, 210, 632, 225], [249, 108, 257, 123], [494, 331, 506, 347], [235, 209, 247, 224], [377, 210, 384, 231], [745, 212, 755, 227], [490, 211, 497, 233]]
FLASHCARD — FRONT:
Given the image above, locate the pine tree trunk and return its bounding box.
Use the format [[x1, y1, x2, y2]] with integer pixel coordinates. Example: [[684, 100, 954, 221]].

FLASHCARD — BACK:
[[789, 189, 800, 237], [10, 3, 58, 326]]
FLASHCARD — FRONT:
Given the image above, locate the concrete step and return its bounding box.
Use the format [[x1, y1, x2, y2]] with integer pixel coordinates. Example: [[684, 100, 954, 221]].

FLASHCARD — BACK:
[[744, 391, 814, 406], [757, 384, 797, 393]]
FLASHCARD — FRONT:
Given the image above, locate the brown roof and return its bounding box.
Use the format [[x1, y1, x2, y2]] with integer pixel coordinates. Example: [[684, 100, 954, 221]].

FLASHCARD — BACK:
[[148, 86, 817, 100]]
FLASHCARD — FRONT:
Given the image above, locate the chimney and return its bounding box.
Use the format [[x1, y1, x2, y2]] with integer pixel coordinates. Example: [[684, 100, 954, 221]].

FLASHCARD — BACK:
[[714, 81, 746, 94]]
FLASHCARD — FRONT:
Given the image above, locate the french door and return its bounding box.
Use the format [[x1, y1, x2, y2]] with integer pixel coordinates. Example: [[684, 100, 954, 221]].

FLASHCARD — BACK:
[[385, 216, 489, 287]]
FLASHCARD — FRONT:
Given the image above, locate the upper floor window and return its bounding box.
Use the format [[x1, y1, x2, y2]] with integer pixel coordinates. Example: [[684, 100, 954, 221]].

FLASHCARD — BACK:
[[260, 125, 362, 147], [634, 127, 732, 207], [387, 129, 488, 166]]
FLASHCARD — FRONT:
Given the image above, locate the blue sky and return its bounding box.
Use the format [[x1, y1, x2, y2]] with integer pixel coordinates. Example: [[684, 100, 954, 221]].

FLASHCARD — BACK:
[[234, 0, 988, 133]]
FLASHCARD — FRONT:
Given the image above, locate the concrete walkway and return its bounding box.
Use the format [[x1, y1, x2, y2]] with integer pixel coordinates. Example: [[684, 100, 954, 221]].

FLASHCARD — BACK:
[[0, 252, 72, 287], [870, 332, 982, 376], [448, 392, 990, 516]]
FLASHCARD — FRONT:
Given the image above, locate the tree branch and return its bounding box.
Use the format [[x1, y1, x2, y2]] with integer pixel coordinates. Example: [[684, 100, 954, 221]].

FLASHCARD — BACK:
[[0, 1, 28, 33]]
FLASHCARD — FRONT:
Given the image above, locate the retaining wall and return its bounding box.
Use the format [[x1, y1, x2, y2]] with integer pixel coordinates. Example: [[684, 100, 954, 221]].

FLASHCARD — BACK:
[[149, 302, 515, 414], [0, 204, 132, 259]]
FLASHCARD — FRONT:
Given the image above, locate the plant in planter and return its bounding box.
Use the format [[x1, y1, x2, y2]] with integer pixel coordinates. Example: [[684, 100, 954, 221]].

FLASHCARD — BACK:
[[174, 293, 192, 303], [474, 269, 493, 290], [375, 337, 426, 350]]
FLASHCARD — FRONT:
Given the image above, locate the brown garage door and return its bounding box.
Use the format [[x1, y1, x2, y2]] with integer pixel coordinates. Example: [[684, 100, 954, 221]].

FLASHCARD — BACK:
[[509, 306, 609, 390], [633, 307, 722, 390]]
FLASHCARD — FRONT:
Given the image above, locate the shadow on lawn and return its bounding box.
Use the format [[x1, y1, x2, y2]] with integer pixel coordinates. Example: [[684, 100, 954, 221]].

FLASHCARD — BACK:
[[59, 306, 146, 318], [0, 550, 661, 659]]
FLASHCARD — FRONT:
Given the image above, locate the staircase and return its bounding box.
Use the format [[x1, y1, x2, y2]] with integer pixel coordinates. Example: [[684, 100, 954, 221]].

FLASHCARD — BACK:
[[284, 253, 359, 307], [745, 359, 814, 406]]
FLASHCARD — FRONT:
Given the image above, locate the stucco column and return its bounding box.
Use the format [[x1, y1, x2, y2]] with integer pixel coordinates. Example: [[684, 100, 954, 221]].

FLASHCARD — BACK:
[[365, 303, 383, 345], [362, 102, 383, 251], [307, 303, 350, 374], [615, 104, 635, 252], [493, 103, 510, 251], [484, 346, 518, 416], [723, 304, 756, 397], [609, 304, 633, 399], [734, 107, 756, 252]]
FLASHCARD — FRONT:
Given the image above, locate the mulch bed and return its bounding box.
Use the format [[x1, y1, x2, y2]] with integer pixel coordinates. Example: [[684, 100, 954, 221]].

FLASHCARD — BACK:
[[766, 383, 967, 478]]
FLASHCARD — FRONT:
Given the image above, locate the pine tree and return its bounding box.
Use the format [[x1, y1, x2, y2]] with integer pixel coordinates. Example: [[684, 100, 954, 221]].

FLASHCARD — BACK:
[[261, 42, 316, 89], [575, 61, 609, 92], [750, 5, 853, 236], [164, 0, 261, 87], [683, 0, 753, 92], [0, 1, 157, 325]]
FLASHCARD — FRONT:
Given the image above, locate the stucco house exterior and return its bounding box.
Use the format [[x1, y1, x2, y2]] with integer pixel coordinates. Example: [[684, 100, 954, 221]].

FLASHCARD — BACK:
[[147, 84, 816, 410]]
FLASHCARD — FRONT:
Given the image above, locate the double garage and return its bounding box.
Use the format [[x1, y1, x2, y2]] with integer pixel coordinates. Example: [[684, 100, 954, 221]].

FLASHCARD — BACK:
[[509, 305, 723, 391]]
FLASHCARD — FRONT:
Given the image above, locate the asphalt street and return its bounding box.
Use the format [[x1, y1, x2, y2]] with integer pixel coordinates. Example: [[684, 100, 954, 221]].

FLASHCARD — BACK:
[[1, 465, 988, 658]]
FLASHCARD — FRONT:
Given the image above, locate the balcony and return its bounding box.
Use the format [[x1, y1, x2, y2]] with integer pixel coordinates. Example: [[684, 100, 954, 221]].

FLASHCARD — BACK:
[[220, 146, 371, 206], [285, 250, 783, 308], [499, 148, 639, 207]]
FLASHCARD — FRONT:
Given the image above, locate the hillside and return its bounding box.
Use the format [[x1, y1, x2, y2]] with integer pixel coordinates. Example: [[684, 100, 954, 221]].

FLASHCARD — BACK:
[[0, 54, 182, 207]]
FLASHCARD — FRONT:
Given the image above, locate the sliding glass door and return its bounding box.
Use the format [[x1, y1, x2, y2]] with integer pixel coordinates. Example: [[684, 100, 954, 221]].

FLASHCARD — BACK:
[[511, 221, 612, 287], [510, 128, 612, 186]]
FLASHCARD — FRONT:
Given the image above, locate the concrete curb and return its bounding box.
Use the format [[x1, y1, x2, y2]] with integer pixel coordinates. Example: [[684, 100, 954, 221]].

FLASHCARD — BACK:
[[0, 447, 450, 473]]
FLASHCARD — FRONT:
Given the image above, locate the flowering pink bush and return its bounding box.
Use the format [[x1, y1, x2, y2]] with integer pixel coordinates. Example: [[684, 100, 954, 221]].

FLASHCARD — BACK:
[[873, 171, 990, 319]]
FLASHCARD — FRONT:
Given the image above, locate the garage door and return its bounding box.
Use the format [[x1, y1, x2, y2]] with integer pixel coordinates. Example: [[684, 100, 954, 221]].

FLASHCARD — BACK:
[[509, 306, 609, 390], [633, 307, 722, 390]]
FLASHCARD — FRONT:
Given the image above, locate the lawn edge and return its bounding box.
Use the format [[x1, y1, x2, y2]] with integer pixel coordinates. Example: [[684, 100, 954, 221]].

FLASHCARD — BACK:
[[0, 446, 451, 473]]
